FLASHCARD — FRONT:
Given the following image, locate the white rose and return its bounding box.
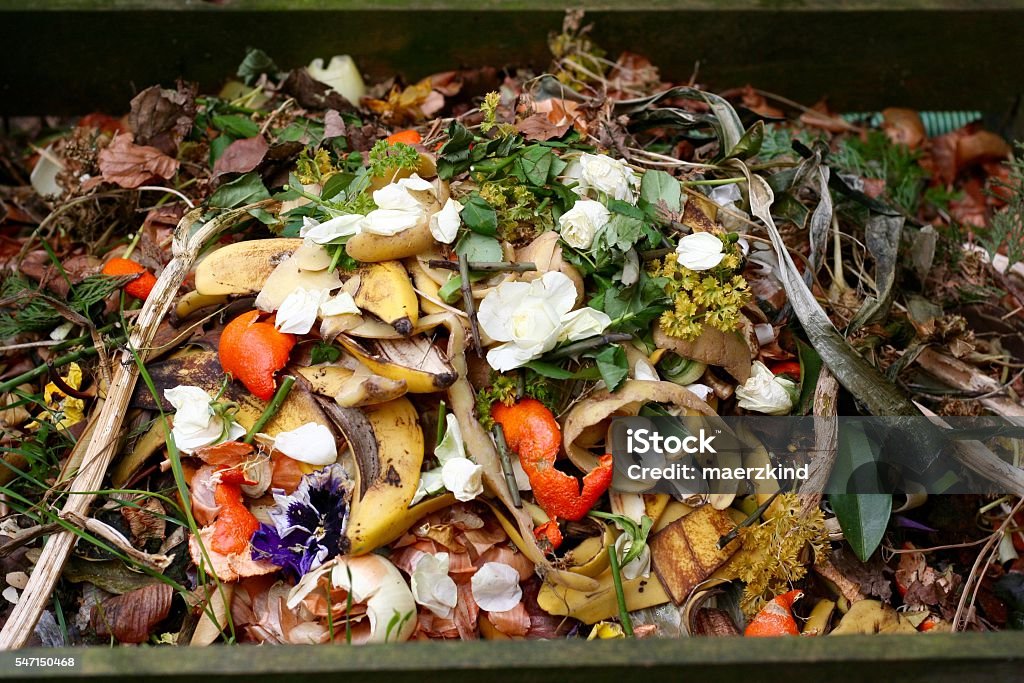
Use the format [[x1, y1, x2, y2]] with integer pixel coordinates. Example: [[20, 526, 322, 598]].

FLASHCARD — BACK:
[[307, 55, 365, 105], [273, 422, 338, 466], [275, 287, 328, 335], [470, 562, 522, 612], [411, 415, 482, 503], [300, 214, 364, 244], [441, 458, 483, 502], [735, 361, 796, 415], [615, 533, 651, 581], [411, 552, 458, 619], [557, 307, 611, 343], [676, 231, 726, 271], [164, 385, 244, 453], [558, 199, 609, 250], [578, 153, 638, 202], [430, 197, 462, 244], [477, 271, 577, 372]]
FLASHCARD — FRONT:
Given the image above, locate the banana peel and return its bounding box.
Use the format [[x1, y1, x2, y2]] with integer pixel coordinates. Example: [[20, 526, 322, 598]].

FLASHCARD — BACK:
[[297, 364, 407, 407], [195, 238, 303, 296], [317, 396, 450, 555], [406, 257, 446, 315], [537, 567, 672, 625], [351, 261, 419, 335], [130, 348, 330, 436], [337, 334, 457, 394], [174, 291, 229, 320]]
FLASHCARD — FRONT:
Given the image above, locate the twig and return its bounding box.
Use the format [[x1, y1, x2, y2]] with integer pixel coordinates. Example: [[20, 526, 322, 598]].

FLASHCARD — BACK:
[[459, 253, 483, 357], [0, 523, 61, 558], [491, 424, 522, 508], [0, 344, 110, 395], [717, 488, 785, 549], [428, 259, 537, 273], [243, 376, 296, 444], [547, 333, 632, 360], [46, 363, 91, 400], [607, 545, 634, 637]]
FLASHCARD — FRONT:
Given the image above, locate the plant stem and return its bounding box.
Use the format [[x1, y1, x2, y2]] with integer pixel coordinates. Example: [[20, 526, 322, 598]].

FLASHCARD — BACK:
[[607, 545, 634, 637], [436, 400, 447, 447], [428, 259, 537, 273], [459, 253, 483, 357], [548, 333, 632, 360], [491, 424, 522, 508], [681, 177, 746, 187], [243, 376, 296, 443], [0, 344, 115, 395]]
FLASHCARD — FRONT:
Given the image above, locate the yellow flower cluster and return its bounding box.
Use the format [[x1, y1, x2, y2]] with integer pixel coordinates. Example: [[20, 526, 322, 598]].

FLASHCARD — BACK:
[[477, 180, 551, 243], [650, 252, 748, 341], [735, 492, 829, 615]]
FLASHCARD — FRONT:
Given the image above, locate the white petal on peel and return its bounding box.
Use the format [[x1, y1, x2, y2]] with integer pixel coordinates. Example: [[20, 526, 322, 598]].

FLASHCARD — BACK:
[[361, 208, 422, 236], [274, 287, 326, 334], [685, 383, 714, 402], [557, 307, 611, 342], [411, 552, 457, 619], [409, 468, 445, 505], [320, 290, 361, 316], [273, 423, 338, 466], [470, 562, 522, 612], [300, 214, 364, 244], [433, 414, 467, 464], [372, 183, 422, 212], [430, 197, 462, 244]]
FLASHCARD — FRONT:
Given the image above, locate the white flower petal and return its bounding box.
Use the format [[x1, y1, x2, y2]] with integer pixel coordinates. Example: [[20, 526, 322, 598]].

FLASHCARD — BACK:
[[557, 199, 609, 250], [477, 281, 533, 342], [471, 562, 522, 612], [373, 183, 422, 212], [676, 231, 726, 271], [633, 360, 660, 382], [273, 422, 338, 466], [361, 208, 422, 236], [615, 534, 651, 581], [410, 468, 445, 506], [434, 414, 467, 464], [557, 307, 611, 343], [685, 383, 714, 402], [164, 385, 236, 453], [397, 173, 434, 193], [536, 271, 578, 317], [485, 342, 543, 373], [430, 198, 462, 244], [411, 552, 458, 619], [274, 287, 326, 334], [578, 153, 638, 202], [320, 291, 361, 317], [441, 457, 483, 502], [300, 214, 364, 244], [735, 361, 795, 415]]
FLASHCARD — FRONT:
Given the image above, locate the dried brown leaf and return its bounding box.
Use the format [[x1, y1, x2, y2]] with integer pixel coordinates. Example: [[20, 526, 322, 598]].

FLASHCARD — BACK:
[[128, 82, 196, 155], [212, 136, 269, 177], [120, 497, 166, 543], [98, 134, 179, 189], [91, 583, 173, 643]]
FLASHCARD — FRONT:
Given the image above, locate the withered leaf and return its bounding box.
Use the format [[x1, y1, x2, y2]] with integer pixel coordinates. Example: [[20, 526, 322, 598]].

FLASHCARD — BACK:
[[323, 110, 346, 139], [282, 69, 354, 111], [653, 325, 752, 383], [212, 136, 269, 177], [98, 134, 179, 189], [120, 497, 167, 543], [91, 583, 173, 643], [650, 505, 740, 604], [128, 82, 196, 155]]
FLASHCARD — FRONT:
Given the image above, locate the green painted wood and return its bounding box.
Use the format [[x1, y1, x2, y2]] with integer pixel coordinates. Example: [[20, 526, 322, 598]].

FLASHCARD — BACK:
[[1, 633, 1023, 682], [1, 6, 1023, 118]]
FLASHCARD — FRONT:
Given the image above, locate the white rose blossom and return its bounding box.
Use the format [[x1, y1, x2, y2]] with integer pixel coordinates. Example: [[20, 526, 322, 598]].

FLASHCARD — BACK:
[[430, 197, 462, 244], [577, 153, 638, 202], [735, 361, 797, 415], [411, 552, 458, 619], [273, 422, 338, 466], [557, 199, 609, 250], [477, 271, 610, 372], [675, 231, 726, 271], [300, 214, 364, 244], [164, 385, 244, 453], [470, 562, 522, 612], [615, 533, 651, 581]]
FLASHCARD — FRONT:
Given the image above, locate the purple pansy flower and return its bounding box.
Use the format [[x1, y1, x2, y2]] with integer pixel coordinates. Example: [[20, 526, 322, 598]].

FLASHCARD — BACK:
[[251, 463, 353, 578]]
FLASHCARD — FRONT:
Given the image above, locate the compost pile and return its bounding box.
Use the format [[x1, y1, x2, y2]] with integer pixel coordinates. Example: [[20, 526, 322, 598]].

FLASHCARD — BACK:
[[3, 13, 1024, 647]]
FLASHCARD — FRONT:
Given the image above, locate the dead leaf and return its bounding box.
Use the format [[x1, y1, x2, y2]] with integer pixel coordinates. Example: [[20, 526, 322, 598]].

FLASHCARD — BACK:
[[739, 85, 784, 119], [212, 136, 269, 177], [190, 583, 234, 646], [825, 548, 892, 602], [650, 505, 741, 604], [323, 110, 346, 139], [98, 134, 179, 189], [128, 82, 196, 155], [896, 547, 961, 609], [91, 583, 173, 643], [282, 69, 354, 111], [653, 325, 752, 383], [120, 496, 166, 543]]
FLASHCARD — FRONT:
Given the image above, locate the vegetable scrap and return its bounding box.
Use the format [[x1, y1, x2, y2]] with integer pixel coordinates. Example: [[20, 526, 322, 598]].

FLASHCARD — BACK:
[[4, 10, 1024, 648]]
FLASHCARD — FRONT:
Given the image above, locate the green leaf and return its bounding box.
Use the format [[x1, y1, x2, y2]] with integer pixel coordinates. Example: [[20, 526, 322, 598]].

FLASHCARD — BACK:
[[456, 232, 503, 263], [208, 135, 233, 166], [211, 114, 260, 139], [795, 339, 823, 416], [208, 172, 270, 209], [726, 120, 765, 160], [524, 361, 602, 381], [321, 172, 356, 201], [830, 493, 891, 562], [310, 342, 341, 365], [437, 122, 475, 180], [640, 170, 682, 213], [516, 145, 555, 186], [586, 345, 629, 392], [460, 196, 498, 236], [607, 199, 646, 220], [237, 48, 278, 85]]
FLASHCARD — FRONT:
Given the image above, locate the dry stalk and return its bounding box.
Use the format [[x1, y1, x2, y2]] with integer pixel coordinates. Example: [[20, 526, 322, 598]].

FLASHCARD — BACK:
[[0, 201, 272, 650]]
